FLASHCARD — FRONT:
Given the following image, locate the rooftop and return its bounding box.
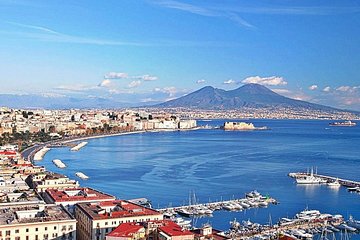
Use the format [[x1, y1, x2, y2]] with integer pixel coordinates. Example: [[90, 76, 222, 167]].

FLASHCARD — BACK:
[[45, 187, 115, 203], [158, 220, 194, 237], [0, 203, 75, 226], [76, 200, 161, 220], [107, 222, 145, 238]]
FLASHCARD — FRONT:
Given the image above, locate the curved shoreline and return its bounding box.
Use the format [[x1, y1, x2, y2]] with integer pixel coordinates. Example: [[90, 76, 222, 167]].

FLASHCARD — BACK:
[[22, 130, 146, 162], [22, 128, 200, 163]]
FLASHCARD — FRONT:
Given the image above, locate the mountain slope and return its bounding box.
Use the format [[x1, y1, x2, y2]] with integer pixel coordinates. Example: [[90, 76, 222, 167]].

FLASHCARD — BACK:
[[154, 83, 337, 111]]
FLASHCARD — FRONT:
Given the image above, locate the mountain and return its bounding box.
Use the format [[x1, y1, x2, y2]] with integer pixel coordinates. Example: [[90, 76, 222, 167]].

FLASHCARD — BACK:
[[0, 94, 135, 109], [154, 83, 339, 111]]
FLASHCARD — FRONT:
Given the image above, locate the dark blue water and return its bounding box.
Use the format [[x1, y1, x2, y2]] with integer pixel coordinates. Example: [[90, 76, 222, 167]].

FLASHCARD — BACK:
[[39, 119, 360, 234]]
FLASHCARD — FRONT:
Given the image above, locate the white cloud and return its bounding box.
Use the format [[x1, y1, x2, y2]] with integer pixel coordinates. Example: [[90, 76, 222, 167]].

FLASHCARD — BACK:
[[140, 98, 157, 103], [98, 79, 112, 87], [152, 0, 255, 29], [196, 79, 206, 84], [135, 74, 158, 81], [241, 76, 287, 86], [54, 84, 97, 92], [308, 85, 318, 91], [335, 86, 359, 93], [271, 88, 291, 94], [223, 79, 236, 84], [128, 80, 142, 88], [104, 72, 128, 79], [153, 86, 186, 98], [323, 86, 331, 92]]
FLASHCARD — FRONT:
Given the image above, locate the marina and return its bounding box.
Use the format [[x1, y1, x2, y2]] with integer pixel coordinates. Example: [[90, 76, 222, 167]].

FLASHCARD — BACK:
[[157, 191, 278, 218], [225, 209, 359, 239]]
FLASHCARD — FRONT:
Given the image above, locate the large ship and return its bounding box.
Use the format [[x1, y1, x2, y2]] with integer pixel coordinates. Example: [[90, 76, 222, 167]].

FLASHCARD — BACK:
[[295, 168, 326, 184], [329, 120, 356, 127]]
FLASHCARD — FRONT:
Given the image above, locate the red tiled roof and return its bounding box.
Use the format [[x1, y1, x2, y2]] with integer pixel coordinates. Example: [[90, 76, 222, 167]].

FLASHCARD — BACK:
[[78, 200, 161, 220], [159, 220, 194, 237], [45, 187, 115, 202], [107, 223, 144, 238], [0, 151, 17, 155]]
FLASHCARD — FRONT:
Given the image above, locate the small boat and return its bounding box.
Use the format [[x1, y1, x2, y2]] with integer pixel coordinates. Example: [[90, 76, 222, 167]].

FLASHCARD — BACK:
[[336, 223, 357, 232], [329, 120, 356, 127], [347, 187, 360, 192], [246, 190, 261, 198], [347, 215, 360, 229], [258, 201, 269, 207], [75, 172, 89, 180], [327, 178, 341, 187], [176, 208, 192, 217], [174, 217, 191, 227]]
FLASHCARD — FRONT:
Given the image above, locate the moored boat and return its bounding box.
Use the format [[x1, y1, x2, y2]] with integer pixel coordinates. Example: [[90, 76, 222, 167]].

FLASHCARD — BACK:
[[329, 120, 356, 127], [327, 178, 341, 187]]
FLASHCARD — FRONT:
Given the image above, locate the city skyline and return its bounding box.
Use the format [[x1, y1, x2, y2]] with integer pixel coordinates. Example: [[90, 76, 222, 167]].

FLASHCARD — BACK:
[[1, 0, 360, 110]]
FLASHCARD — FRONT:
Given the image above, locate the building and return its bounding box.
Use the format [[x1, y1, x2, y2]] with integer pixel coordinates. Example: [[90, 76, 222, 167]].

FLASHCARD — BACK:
[[26, 172, 79, 193], [43, 187, 116, 212], [75, 200, 163, 240], [0, 203, 76, 240], [157, 220, 194, 240], [105, 223, 145, 240]]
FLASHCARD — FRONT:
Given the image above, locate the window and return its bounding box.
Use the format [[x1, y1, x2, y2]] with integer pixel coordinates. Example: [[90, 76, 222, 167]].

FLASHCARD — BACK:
[[44, 234, 49, 240], [45, 227, 48, 231], [26, 229, 29, 233], [15, 237, 20, 240], [35, 235, 38, 240], [26, 236, 29, 240], [105, 222, 108, 226], [6, 230, 10, 236], [69, 225, 73, 231], [54, 226, 57, 230], [15, 229, 19, 234], [61, 226, 66, 231], [35, 228, 38, 232]]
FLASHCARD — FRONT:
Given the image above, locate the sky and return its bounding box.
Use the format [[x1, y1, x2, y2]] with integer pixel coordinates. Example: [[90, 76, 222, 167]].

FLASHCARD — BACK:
[[0, 0, 360, 110]]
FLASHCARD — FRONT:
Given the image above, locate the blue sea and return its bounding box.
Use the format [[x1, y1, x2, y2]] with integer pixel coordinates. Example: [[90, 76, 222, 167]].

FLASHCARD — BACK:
[[39, 119, 360, 236]]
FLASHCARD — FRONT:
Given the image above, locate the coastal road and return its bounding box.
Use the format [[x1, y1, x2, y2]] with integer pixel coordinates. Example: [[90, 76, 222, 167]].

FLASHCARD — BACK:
[[21, 144, 43, 162]]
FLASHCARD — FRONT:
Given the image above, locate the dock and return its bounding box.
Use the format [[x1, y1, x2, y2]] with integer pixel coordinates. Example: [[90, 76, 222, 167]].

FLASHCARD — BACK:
[[226, 209, 348, 239], [289, 172, 360, 188], [157, 191, 278, 218]]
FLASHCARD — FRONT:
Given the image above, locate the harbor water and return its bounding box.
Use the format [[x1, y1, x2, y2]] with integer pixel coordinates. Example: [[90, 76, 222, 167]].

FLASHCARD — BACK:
[[39, 119, 360, 237]]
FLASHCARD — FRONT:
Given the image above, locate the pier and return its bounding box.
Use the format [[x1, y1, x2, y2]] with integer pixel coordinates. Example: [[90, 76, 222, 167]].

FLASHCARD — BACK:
[[288, 172, 360, 188], [157, 191, 278, 218]]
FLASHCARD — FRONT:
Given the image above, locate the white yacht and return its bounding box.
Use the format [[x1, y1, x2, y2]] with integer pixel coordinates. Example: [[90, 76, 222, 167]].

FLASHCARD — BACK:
[[327, 178, 341, 187], [295, 168, 325, 184], [295, 209, 321, 220]]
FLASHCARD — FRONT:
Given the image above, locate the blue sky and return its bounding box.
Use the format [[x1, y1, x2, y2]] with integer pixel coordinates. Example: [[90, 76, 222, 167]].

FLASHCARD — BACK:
[[0, 0, 360, 110]]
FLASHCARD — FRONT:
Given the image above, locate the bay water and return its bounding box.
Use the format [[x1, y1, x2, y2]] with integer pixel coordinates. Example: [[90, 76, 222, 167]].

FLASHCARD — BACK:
[[39, 119, 360, 235]]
